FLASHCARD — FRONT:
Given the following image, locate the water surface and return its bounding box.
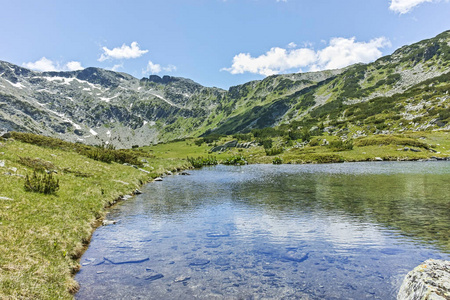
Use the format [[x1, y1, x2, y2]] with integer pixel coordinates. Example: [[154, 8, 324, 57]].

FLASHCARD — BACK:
[[76, 161, 450, 299]]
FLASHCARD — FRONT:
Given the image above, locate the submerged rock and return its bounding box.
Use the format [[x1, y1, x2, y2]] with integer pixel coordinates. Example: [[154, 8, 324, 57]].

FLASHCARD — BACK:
[[144, 273, 164, 281], [282, 251, 309, 263], [104, 257, 150, 265], [189, 259, 210, 266], [174, 275, 191, 282], [397, 259, 450, 300]]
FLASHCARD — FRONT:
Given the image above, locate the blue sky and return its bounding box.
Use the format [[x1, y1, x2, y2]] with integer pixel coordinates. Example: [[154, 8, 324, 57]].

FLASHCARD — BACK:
[[1, 0, 449, 89]]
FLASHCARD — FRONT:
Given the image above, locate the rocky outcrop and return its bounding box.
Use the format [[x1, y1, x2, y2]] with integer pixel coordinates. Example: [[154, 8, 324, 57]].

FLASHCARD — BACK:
[[210, 140, 256, 152], [397, 259, 450, 300]]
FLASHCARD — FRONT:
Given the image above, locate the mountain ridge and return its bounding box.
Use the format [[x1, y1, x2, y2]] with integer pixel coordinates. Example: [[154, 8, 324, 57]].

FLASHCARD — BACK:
[[1, 30, 449, 147]]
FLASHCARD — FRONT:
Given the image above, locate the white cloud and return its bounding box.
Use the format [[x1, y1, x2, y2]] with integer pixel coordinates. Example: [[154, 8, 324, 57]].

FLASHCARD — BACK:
[[287, 42, 297, 48], [111, 63, 123, 72], [23, 57, 84, 72], [310, 37, 391, 71], [389, 0, 448, 13], [143, 60, 176, 74], [222, 36, 391, 76], [164, 65, 177, 72], [98, 42, 148, 61], [389, 0, 432, 13], [23, 57, 57, 71], [145, 61, 162, 74], [65, 61, 84, 71]]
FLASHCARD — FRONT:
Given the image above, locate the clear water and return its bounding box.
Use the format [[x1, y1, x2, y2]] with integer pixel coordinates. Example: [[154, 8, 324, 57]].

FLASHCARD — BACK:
[[75, 161, 450, 299]]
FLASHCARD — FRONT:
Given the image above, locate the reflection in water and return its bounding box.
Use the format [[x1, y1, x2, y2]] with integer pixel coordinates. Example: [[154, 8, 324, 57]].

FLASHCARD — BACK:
[[76, 162, 450, 299]]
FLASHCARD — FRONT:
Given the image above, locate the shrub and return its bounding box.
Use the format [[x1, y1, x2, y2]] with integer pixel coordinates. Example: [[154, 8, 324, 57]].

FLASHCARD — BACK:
[[265, 147, 284, 156], [222, 155, 247, 165], [18, 156, 57, 173], [194, 139, 204, 146], [354, 135, 430, 149], [24, 171, 60, 194], [328, 140, 354, 152], [296, 153, 344, 164], [272, 157, 283, 164], [233, 133, 253, 141], [258, 138, 273, 149], [81, 146, 141, 166], [82, 147, 114, 163], [187, 156, 218, 168]]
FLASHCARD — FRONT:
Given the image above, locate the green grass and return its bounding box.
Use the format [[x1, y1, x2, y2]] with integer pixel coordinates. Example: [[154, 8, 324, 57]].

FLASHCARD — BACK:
[[0, 136, 187, 299]]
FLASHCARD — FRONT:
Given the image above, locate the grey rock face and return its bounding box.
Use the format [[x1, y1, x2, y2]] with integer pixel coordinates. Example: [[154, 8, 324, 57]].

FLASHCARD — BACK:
[[397, 259, 450, 300]]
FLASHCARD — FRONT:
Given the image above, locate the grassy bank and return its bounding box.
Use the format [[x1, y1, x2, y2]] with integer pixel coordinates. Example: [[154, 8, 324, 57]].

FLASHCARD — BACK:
[[0, 130, 449, 298], [0, 134, 189, 299], [145, 131, 450, 165]]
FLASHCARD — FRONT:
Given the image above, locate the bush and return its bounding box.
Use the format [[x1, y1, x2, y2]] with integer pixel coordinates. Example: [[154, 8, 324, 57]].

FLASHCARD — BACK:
[[272, 157, 283, 164], [258, 138, 273, 149], [82, 147, 115, 163], [194, 139, 204, 146], [187, 156, 218, 168], [222, 155, 247, 165], [81, 146, 142, 166], [265, 147, 284, 156], [233, 133, 253, 141], [18, 156, 57, 173], [24, 171, 60, 194], [354, 135, 430, 149], [296, 153, 344, 164], [328, 140, 354, 151]]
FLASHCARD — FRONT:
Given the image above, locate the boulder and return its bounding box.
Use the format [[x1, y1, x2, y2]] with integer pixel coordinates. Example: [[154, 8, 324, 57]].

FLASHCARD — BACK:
[[397, 259, 450, 300], [102, 219, 119, 226], [210, 140, 238, 152], [1, 131, 11, 139]]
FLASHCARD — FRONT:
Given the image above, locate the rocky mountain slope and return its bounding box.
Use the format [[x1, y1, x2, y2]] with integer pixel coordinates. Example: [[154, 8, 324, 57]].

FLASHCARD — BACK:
[[1, 30, 449, 147]]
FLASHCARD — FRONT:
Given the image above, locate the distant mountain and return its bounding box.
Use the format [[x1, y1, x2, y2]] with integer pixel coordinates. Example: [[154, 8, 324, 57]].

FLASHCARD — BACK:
[[1, 30, 449, 147]]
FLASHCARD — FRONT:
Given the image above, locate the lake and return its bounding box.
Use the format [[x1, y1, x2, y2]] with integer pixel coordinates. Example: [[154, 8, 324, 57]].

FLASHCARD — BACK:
[[75, 161, 450, 299]]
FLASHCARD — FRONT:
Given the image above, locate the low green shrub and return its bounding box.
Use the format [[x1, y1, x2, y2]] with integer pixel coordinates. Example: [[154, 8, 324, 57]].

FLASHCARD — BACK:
[[296, 153, 344, 164], [81, 147, 115, 163], [272, 157, 283, 164], [18, 156, 57, 172], [222, 155, 247, 165], [265, 147, 284, 156], [80, 146, 142, 166], [258, 138, 273, 149], [187, 156, 218, 168], [24, 171, 60, 194], [354, 135, 430, 149], [328, 140, 354, 151]]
